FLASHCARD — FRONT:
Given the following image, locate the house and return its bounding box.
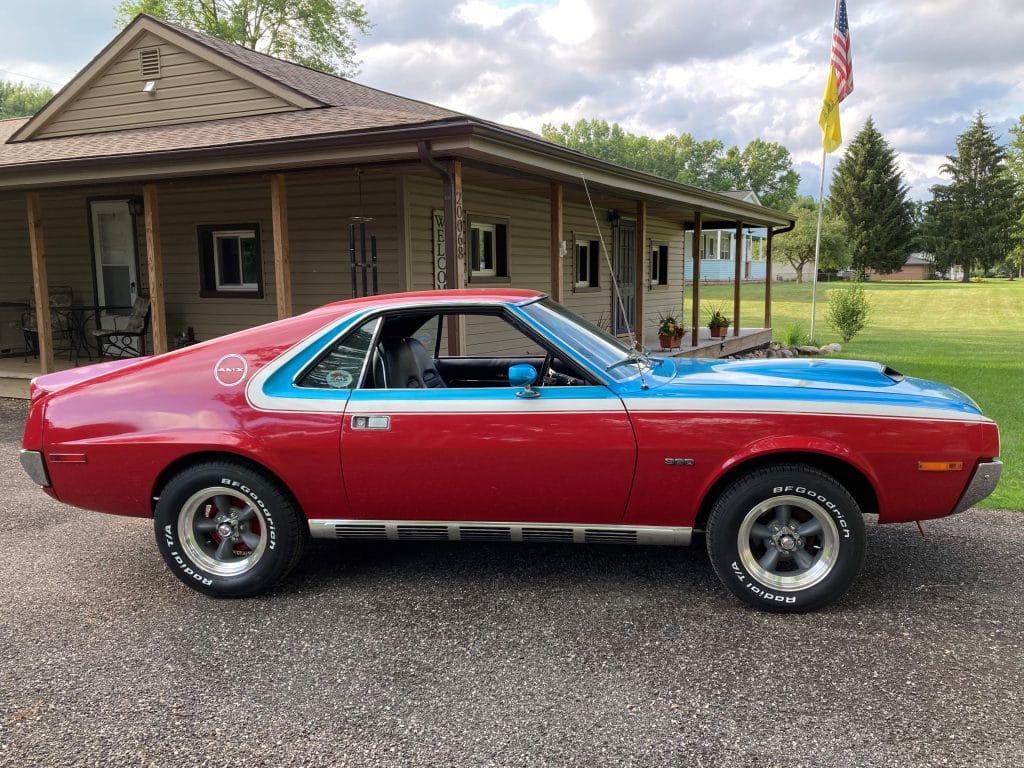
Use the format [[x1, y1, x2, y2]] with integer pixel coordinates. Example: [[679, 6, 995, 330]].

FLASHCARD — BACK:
[[0, 14, 794, 389], [683, 191, 772, 282], [866, 253, 934, 281]]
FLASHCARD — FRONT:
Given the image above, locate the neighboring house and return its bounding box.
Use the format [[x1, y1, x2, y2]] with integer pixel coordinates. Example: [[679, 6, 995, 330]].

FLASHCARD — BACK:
[[683, 192, 771, 282], [0, 15, 793, 374], [866, 253, 934, 281]]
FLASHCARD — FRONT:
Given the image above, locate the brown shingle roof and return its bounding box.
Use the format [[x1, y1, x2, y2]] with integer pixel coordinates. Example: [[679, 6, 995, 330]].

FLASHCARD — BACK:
[[0, 106, 452, 167]]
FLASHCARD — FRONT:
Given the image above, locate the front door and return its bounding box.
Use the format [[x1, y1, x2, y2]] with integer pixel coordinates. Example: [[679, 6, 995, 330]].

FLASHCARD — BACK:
[[613, 219, 636, 335], [90, 200, 138, 317]]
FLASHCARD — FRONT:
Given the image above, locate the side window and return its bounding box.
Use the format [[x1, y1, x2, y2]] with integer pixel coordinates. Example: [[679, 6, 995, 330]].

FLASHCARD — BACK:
[[298, 318, 379, 389], [357, 310, 592, 389]]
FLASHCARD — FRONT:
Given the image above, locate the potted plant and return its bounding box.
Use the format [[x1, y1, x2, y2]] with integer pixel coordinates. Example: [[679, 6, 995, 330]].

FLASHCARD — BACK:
[[657, 314, 685, 349], [706, 306, 731, 338]]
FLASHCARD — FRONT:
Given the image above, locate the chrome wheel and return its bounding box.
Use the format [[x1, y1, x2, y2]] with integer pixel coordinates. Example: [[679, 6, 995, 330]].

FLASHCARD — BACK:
[[178, 487, 268, 577], [737, 494, 840, 592]]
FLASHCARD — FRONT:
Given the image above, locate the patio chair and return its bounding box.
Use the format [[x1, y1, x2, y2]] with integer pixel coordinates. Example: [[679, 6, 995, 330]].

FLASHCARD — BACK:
[[92, 296, 151, 358], [21, 285, 74, 362]]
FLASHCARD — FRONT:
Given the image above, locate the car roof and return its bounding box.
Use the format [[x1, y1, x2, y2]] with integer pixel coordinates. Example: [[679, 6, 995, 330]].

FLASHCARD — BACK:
[[315, 288, 546, 315]]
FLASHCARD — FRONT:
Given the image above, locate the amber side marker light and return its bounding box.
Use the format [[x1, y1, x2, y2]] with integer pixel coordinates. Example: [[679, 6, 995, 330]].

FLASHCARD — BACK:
[[918, 461, 964, 472]]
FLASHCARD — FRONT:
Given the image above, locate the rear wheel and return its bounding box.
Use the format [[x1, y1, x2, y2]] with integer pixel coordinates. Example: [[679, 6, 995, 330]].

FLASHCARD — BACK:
[[154, 462, 306, 597], [706, 464, 865, 612]]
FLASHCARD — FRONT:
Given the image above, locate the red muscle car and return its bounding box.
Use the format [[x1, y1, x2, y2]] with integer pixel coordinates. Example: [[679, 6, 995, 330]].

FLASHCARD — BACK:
[[20, 289, 1001, 611]]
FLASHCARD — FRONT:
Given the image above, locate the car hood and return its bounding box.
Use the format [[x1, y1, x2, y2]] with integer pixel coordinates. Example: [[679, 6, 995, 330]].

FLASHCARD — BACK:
[[632, 356, 986, 418]]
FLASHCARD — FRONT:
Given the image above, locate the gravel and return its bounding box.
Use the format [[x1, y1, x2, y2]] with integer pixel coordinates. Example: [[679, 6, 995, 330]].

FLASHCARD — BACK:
[[1, 397, 1022, 767]]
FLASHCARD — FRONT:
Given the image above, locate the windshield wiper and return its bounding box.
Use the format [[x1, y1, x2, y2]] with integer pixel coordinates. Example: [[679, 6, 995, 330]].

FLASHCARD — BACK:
[[606, 350, 652, 388]]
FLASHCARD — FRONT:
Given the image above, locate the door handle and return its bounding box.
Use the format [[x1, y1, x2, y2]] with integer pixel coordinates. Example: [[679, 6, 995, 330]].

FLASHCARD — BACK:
[[351, 415, 390, 430]]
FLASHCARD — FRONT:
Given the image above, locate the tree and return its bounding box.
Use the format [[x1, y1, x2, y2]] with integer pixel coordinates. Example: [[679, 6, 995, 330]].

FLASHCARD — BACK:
[[827, 117, 915, 274], [1004, 115, 1024, 279], [924, 113, 1019, 281], [540, 119, 799, 209], [0, 81, 54, 118], [773, 197, 850, 283], [116, 0, 370, 76]]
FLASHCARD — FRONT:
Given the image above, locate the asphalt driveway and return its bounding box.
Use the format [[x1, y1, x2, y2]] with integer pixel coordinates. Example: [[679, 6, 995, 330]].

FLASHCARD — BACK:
[[1, 397, 1022, 767]]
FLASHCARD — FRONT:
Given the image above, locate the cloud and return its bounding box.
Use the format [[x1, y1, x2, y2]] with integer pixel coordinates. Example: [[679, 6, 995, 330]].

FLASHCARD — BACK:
[[6, 0, 1022, 202]]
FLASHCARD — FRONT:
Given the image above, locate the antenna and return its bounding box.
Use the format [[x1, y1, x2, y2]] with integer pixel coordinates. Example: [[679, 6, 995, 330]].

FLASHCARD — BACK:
[[581, 175, 638, 351]]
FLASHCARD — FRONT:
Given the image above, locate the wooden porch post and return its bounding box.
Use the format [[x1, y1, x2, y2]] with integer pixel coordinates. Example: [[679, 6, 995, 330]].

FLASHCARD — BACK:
[[270, 174, 293, 319], [25, 192, 54, 374], [143, 184, 168, 355], [549, 183, 564, 303], [733, 220, 743, 336], [764, 229, 774, 329], [443, 159, 466, 354], [690, 212, 702, 348], [635, 200, 647, 347]]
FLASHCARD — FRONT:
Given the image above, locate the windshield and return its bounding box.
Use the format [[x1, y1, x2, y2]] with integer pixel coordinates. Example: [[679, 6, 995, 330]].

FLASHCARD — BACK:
[[519, 298, 648, 381]]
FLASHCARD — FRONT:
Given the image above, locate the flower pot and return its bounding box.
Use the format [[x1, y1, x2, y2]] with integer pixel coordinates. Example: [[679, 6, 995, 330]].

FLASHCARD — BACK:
[[709, 326, 727, 339], [659, 333, 681, 350]]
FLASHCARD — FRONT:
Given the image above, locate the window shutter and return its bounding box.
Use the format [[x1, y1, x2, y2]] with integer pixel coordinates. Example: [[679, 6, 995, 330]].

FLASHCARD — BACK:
[[496, 223, 508, 277]]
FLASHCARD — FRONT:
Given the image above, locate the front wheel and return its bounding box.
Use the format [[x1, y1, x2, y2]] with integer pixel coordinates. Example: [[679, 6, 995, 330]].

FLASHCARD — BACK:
[[706, 464, 865, 613], [154, 462, 307, 597]]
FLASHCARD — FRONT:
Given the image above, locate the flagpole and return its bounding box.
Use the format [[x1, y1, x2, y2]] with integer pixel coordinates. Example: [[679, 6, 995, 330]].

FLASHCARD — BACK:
[[811, 0, 842, 342], [810, 146, 827, 341]]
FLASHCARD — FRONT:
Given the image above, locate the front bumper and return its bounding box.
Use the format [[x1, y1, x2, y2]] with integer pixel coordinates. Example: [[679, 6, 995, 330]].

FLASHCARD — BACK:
[[950, 461, 1002, 515], [19, 450, 51, 487]]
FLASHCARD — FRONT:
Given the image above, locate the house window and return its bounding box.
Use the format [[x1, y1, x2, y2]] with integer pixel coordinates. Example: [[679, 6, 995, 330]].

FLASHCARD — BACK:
[[574, 236, 600, 290], [468, 216, 509, 281], [702, 232, 717, 260], [198, 224, 263, 298], [651, 243, 669, 286], [719, 232, 732, 260]]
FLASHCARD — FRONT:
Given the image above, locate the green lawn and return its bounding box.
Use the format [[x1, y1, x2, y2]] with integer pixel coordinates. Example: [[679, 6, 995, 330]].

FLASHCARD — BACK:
[[696, 279, 1023, 510]]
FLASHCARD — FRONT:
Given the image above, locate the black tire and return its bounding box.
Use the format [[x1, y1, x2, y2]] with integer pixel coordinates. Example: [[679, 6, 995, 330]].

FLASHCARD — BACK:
[[154, 461, 307, 597], [706, 464, 865, 613]]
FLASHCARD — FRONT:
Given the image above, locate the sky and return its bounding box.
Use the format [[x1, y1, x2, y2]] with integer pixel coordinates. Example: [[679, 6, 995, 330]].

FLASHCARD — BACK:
[[3, 0, 1023, 201]]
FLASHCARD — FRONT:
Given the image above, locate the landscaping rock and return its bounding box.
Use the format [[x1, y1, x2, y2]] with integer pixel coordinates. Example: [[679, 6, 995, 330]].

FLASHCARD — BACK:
[[797, 345, 822, 355], [821, 343, 843, 354]]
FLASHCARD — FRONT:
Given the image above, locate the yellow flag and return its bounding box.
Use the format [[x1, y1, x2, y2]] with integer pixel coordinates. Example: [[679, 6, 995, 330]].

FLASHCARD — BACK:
[[818, 66, 842, 153]]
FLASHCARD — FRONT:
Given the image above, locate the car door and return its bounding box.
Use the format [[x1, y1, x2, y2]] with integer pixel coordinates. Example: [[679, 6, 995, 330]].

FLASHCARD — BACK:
[[339, 311, 637, 525]]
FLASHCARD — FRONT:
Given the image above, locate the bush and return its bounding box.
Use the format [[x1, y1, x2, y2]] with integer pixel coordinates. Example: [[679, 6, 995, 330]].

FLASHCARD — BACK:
[[826, 282, 870, 342], [781, 323, 807, 347]]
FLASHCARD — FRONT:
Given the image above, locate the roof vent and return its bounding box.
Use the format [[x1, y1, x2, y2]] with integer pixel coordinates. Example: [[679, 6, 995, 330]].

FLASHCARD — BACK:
[[139, 48, 161, 78]]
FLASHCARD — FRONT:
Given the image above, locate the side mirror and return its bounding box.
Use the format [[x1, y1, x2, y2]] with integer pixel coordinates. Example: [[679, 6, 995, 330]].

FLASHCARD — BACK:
[[508, 363, 540, 398]]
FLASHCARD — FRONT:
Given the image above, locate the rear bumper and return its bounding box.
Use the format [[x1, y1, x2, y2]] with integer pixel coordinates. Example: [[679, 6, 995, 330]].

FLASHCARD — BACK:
[[950, 461, 1002, 515], [19, 449, 51, 487]]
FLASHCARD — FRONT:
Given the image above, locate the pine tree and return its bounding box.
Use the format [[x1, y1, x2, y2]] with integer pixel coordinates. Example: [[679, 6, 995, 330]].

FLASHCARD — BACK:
[[925, 113, 1019, 281], [827, 117, 914, 274]]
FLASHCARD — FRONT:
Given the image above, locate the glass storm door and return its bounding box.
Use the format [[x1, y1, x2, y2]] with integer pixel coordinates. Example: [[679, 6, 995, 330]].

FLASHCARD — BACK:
[[613, 219, 636, 335], [90, 200, 138, 320]]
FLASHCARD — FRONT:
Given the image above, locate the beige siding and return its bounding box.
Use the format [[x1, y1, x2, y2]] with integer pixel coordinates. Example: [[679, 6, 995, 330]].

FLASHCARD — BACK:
[[0, 193, 32, 304], [158, 180, 277, 340], [0, 193, 33, 352], [643, 218, 687, 343], [35, 33, 296, 138], [403, 176, 688, 352], [287, 175, 402, 313]]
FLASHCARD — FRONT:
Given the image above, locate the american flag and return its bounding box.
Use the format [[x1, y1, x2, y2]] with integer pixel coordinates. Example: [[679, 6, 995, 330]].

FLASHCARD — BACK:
[[831, 0, 853, 102]]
